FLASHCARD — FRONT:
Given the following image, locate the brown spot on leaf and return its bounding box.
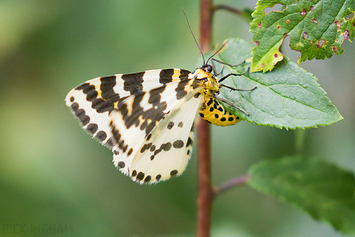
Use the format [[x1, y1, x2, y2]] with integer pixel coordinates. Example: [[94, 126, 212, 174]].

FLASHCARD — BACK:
[[334, 20, 341, 30], [312, 17, 317, 24], [343, 30, 350, 40], [300, 8, 307, 16], [277, 25, 281, 29], [309, 40, 313, 44], [302, 32, 308, 39], [258, 22, 262, 28], [316, 39, 324, 48], [254, 41, 260, 46], [332, 45, 338, 53], [261, 64, 265, 68], [286, 19, 290, 24], [310, 6, 314, 11]]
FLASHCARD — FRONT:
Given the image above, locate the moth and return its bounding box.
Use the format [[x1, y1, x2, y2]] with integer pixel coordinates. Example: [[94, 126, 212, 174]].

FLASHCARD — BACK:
[[65, 42, 254, 184]]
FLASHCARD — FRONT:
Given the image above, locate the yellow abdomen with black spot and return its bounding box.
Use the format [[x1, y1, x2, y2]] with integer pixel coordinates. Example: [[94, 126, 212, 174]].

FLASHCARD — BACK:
[[199, 97, 241, 126]]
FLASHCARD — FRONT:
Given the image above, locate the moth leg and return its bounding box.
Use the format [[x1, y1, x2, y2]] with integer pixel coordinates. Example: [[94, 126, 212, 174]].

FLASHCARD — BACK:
[[218, 66, 249, 83], [212, 58, 246, 78], [218, 66, 257, 91], [212, 58, 246, 68], [220, 84, 257, 92], [212, 94, 250, 116], [211, 59, 225, 77]]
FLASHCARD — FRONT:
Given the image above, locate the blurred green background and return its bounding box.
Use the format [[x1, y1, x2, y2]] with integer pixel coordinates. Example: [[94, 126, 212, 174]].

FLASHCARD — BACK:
[[0, 0, 354, 236]]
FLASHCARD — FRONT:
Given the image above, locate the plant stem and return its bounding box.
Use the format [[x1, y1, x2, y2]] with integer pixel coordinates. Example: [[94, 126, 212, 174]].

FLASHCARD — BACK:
[[214, 175, 249, 195], [213, 4, 243, 16], [197, 0, 213, 237], [200, 0, 212, 52], [295, 129, 307, 156], [213, 5, 253, 23], [196, 119, 212, 237]]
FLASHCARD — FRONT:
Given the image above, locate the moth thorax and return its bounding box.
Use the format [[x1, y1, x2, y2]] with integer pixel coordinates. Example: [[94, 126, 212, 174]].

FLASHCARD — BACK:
[[203, 75, 220, 94]]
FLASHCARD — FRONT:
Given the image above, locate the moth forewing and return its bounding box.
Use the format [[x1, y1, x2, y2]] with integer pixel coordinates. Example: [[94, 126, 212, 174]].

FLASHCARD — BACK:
[[65, 63, 249, 184]]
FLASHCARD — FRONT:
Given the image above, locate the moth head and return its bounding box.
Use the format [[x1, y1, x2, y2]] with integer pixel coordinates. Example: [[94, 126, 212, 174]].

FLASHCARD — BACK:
[[200, 64, 213, 74]]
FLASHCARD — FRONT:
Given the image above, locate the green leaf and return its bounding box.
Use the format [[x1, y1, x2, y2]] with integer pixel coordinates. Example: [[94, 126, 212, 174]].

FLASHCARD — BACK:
[[247, 156, 355, 234], [216, 38, 343, 129], [250, 0, 355, 72]]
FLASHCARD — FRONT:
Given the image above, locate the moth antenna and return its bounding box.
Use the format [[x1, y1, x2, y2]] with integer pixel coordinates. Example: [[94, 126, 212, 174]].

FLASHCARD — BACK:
[[206, 41, 228, 64], [182, 9, 206, 65]]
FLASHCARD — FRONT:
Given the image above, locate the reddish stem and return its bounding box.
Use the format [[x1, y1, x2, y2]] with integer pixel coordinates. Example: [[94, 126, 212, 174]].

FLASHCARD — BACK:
[[213, 175, 249, 195], [197, 0, 213, 237], [196, 118, 212, 237], [199, 0, 212, 53]]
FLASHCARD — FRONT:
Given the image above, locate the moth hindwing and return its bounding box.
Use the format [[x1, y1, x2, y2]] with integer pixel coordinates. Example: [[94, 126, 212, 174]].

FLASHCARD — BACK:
[[65, 64, 243, 184]]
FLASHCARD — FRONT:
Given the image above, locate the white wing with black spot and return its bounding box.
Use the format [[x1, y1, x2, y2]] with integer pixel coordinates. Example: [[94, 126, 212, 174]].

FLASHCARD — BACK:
[[65, 69, 190, 149], [112, 90, 203, 184]]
